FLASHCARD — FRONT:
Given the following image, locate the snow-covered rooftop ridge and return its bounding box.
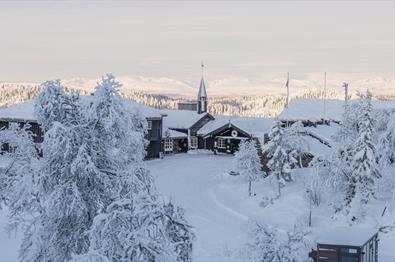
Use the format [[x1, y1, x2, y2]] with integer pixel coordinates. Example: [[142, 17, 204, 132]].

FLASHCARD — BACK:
[[278, 98, 395, 121], [198, 115, 274, 136], [315, 227, 377, 246]]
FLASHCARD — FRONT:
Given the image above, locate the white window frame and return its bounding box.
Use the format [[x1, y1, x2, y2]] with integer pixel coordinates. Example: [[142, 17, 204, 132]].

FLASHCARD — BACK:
[[190, 136, 198, 149], [147, 120, 152, 130], [164, 139, 173, 152], [217, 138, 226, 149]]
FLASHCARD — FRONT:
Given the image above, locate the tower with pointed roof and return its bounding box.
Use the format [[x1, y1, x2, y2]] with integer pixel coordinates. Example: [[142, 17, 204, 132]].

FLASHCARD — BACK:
[[197, 62, 208, 114]]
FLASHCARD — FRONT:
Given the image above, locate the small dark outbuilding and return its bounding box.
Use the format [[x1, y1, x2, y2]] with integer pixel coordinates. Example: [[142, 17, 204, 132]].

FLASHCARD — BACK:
[[316, 227, 379, 262]]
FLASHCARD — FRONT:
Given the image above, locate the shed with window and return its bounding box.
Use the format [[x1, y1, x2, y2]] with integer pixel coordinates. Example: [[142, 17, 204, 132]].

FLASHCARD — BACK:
[[316, 227, 378, 262]]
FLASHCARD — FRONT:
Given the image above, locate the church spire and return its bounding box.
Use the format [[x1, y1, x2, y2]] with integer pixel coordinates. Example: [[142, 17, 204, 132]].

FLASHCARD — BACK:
[[197, 61, 208, 114]]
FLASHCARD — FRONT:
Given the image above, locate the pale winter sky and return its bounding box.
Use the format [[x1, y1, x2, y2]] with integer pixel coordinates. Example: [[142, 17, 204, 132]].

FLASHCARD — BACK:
[[1, 1, 395, 95]]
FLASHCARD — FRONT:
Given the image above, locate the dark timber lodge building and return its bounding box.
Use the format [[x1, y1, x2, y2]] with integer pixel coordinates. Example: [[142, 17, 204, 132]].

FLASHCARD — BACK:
[[0, 71, 273, 159]]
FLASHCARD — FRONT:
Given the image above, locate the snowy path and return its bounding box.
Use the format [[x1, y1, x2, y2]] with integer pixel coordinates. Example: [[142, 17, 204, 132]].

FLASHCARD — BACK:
[[150, 153, 247, 261]]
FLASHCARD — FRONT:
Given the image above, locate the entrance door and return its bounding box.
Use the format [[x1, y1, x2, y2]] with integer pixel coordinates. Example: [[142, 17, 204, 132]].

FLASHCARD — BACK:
[[340, 247, 359, 262]]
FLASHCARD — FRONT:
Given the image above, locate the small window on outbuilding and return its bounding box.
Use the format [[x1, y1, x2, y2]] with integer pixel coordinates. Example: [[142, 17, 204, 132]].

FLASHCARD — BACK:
[[164, 139, 173, 152], [147, 120, 152, 130]]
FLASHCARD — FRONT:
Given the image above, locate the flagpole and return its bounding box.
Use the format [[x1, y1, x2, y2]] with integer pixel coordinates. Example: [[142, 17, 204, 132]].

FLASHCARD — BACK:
[[323, 72, 327, 123], [286, 72, 289, 108]]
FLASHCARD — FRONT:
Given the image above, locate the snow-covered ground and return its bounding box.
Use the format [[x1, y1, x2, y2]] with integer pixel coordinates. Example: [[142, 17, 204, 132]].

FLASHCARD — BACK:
[[0, 152, 394, 261], [151, 153, 395, 261]]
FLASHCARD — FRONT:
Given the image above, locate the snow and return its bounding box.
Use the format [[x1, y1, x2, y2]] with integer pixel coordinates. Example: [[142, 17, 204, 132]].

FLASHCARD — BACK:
[[151, 154, 395, 261], [0, 152, 395, 261], [279, 99, 395, 121]]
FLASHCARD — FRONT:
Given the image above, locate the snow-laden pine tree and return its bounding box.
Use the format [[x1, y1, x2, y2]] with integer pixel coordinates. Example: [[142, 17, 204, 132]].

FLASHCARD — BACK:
[[265, 120, 290, 196], [234, 140, 262, 197], [34, 80, 81, 131], [71, 75, 194, 262], [0, 122, 40, 229], [378, 111, 395, 166], [2, 75, 194, 261], [242, 221, 310, 262], [264, 120, 305, 197], [73, 166, 194, 262], [346, 91, 381, 221]]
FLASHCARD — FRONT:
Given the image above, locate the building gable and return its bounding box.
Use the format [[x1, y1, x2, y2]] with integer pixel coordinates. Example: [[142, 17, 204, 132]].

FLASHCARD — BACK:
[[203, 123, 251, 139]]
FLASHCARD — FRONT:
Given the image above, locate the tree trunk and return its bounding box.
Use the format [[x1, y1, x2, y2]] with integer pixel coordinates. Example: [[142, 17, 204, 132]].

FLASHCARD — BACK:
[[248, 180, 252, 197]]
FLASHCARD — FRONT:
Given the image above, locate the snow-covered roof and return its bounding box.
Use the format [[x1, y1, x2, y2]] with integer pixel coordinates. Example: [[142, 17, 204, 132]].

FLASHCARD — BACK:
[[198, 115, 274, 137], [316, 227, 377, 247], [162, 110, 209, 130], [163, 128, 187, 139], [304, 124, 340, 144], [0, 97, 165, 122], [303, 136, 332, 157], [0, 100, 36, 121], [279, 99, 395, 121], [0, 98, 211, 132]]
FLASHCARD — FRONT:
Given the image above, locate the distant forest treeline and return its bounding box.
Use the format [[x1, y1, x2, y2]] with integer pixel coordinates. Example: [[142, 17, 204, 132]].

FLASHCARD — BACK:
[[1, 83, 391, 117]]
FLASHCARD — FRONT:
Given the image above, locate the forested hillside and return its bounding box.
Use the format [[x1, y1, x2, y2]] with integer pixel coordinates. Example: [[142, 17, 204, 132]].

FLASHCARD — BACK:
[[1, 82, 393, 117]]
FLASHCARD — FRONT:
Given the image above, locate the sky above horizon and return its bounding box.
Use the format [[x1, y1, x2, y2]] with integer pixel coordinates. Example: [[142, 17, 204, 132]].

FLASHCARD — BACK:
[[1, 1, 395, 94]]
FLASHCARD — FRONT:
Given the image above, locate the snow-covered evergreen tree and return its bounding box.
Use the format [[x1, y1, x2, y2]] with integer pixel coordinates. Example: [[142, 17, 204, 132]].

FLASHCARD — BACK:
[[378, 111, 395, 166], [314, 91, 382, 221], [264, 120, 306, 197], [73, 166, 194, 262], [242, 221, 310, 262], [0, 122, 40, 230], [234, 140, 262, 196], [346, 91, 381, 221], [34, 80, 81, 131]]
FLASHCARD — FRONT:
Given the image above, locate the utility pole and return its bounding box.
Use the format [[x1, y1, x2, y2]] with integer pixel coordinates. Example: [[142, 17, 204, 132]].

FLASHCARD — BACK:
[[286, 72, 290, 127], [343, 82, 349, 105]]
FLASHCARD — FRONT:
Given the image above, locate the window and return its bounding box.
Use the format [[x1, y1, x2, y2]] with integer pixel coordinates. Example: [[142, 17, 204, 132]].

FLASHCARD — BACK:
[[217, 138, 226, 149], [164, 139, 173, 152], [147, 120, 152, 130], [190, 136, 198, 149], [8, 144, 17, 154]]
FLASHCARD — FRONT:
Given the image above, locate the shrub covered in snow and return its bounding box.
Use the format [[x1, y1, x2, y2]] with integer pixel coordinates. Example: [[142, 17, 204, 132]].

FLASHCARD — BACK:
[[234, 140, 262, 197], [242, 221, 310, 262]]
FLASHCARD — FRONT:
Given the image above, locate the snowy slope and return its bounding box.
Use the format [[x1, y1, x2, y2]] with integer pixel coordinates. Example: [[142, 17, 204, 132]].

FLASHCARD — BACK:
[[151, 153, 395, 261], [0, 153, 394, 261]]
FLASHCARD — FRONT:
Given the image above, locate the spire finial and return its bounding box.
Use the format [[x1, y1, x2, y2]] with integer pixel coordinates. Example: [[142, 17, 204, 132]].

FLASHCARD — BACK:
[[201, 60, 204, 78]]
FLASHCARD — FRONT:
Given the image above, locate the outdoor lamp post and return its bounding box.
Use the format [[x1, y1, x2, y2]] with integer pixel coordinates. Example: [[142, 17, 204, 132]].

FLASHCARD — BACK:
[[306, 189, 312, 227]]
